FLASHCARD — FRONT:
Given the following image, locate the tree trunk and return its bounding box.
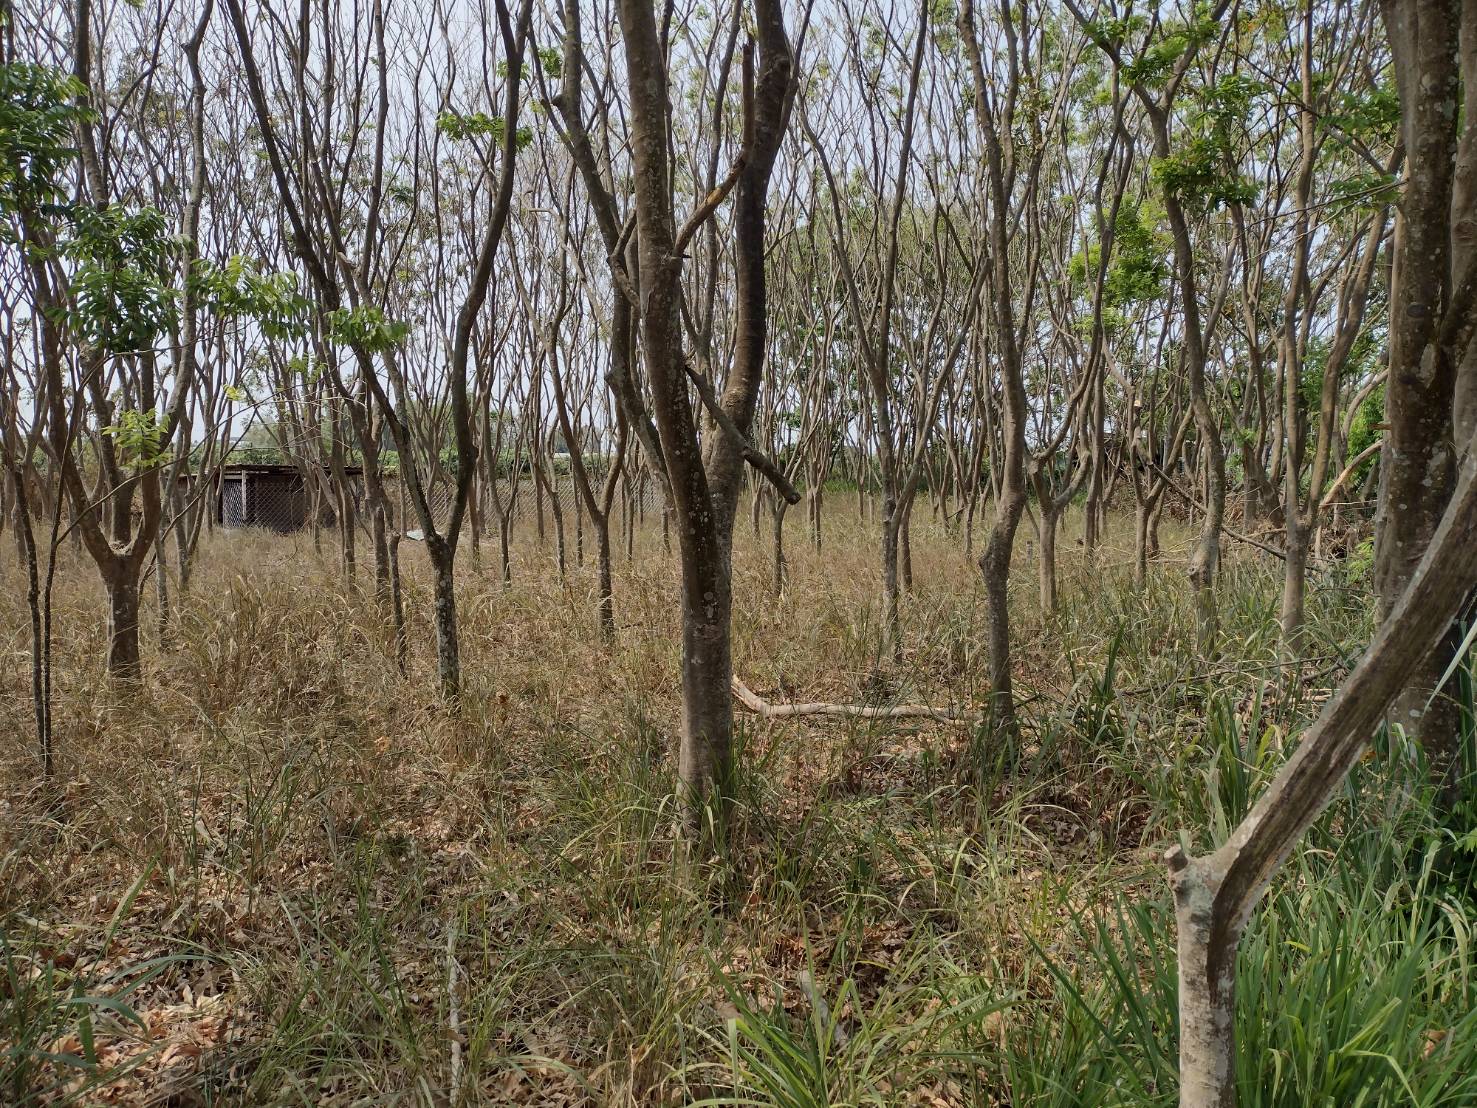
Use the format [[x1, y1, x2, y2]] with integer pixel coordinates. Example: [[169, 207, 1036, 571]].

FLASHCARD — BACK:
[[389, 532, 408, 673], [575, 482, 584, 565], [899, 495, 914, 593], [1134, 502, 1152, 590], [980, 487, 1026, 731], [370, 493, 390, 600], [1168, 852, 1239, 1108], [881, 497, 903, 661], [12, 471, 50, 776], [596, 519, 615, 642], [772, 498, 788, 597], [677, 550, 735, 838], [1039, 503, 1059, 613], [1373, 0, 1467, 791], [427, 540, 461, 699], [154, 535, 172, 648], [500, 515, 513, 586], [1280, 514, 1309, 649], [1162, 435, 1477, 1108], [104, 564, 142, 682]]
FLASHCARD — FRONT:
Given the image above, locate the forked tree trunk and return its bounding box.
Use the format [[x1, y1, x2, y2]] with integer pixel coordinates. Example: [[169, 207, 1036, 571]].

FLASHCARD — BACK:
[[613, 0, 793, 845]]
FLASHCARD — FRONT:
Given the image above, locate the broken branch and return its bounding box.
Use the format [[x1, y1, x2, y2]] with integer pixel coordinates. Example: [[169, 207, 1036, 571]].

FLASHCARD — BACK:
[[732, 675, 981, 726]]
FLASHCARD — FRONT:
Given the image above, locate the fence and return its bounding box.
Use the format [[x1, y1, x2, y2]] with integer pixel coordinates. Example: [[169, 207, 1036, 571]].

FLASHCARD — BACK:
[[377, 474, 666, 535], [207, 467, 667, 538]]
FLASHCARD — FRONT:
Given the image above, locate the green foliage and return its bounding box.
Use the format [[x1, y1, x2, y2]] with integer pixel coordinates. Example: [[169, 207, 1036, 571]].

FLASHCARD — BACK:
[[65, 204, 179, 355], [1118, 10, 1218, 88], [2, 928, 191, 1103], [435, 109, 532, 150], [928, 0, 959, 53], [326, 304, 411, 354], [1347, 380, 1384, 463], [1345, 536, 1376, 585], [1069, 204, 1170, 332], [536, 47, 563, 78], [1082, 14, 1149, 55], [189, 255, 308, 339], [103, 406, 172, 469], [1151, 136, 1257, 213], [1147, 66, 1265, 214], [700, 954, 1001, 1107], [0, 62, 90, 228], [1327, 79, 1400, 148]]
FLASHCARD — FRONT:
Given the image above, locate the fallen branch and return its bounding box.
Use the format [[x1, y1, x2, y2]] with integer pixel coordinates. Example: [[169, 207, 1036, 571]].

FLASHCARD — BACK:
[[732, 675, 981, 726]]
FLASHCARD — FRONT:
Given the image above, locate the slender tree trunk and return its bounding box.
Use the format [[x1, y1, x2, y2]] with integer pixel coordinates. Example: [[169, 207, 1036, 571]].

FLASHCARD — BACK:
[[1280, 514, 1309, 649], [1134, 500, 1153, 590], [772, 498, 788, 597], [389, 531, 408, 672], [596, 519, 615, 642], [154, 535, 172, 647], [980, 486, 1026, 729], [500, 515, 513, 586], [810, 484, 823, 552], [13, 472, 50, 777], [427, 539, 460, 699], [881, 496, 903, 662], [899, 494, 914, 593], [1039, 502, 1060, 613]]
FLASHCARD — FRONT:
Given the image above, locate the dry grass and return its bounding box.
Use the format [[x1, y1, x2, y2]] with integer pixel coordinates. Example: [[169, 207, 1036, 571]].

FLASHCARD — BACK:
[[0, 501, 1388, 1105]]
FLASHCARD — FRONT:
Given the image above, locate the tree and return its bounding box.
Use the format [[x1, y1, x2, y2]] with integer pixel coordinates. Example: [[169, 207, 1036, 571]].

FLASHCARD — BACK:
[[1372, 0, 1477, 792], [614, 0, 798, 839]]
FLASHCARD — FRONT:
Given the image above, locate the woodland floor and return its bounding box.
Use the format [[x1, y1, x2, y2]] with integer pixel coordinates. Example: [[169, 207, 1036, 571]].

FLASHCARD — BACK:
[[3, 504, 1474, 1106]]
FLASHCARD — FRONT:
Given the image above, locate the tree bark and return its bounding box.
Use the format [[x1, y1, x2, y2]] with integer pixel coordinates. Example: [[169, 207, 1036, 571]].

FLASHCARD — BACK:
[[103, 565, 143, 682], [427, 540, 460, 700], [1374, 0, 1469, 786]]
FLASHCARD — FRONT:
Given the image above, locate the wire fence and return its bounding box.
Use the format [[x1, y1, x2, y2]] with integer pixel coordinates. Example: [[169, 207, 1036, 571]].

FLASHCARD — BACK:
[[209, 469, 668, 536]]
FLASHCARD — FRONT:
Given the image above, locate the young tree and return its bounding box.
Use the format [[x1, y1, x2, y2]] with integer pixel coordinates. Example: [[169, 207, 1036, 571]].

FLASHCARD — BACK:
[[614, 0, 798, 837]]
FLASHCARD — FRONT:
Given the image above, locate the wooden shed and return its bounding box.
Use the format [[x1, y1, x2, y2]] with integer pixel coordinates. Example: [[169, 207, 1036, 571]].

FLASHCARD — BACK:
[[182, 464, 360, 532]]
